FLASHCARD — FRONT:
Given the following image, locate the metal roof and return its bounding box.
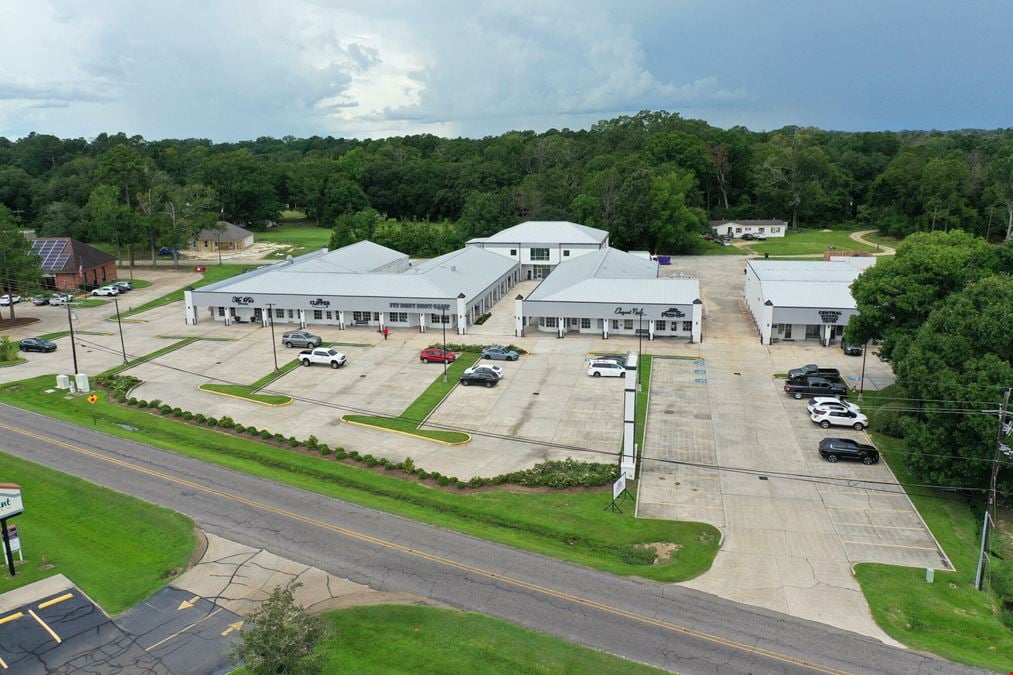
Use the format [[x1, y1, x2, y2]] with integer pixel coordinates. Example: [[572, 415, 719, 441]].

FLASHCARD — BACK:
[[194, 222, 254, 242], [468, 220, 608, 245], [747, 260, 863, 282], [748, 260, 862, 309], [407, 246, 518, 298], [290, 240, 407, 273], [29, 238, 115, 274]]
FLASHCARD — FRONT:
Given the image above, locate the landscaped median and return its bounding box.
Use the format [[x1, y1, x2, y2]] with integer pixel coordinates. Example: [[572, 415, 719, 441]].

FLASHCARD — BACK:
[[0, 374, 721, 583], [198, 357, 301, 406], [341, 353, 480, 444]]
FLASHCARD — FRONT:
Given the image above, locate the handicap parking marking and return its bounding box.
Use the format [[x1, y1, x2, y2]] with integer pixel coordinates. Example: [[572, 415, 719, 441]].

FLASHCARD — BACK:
[[694, 378, 708, 384]]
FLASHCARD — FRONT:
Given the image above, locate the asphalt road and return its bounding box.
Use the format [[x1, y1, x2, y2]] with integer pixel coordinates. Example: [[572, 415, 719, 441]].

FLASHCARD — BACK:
[[0, 404, 980, 675]]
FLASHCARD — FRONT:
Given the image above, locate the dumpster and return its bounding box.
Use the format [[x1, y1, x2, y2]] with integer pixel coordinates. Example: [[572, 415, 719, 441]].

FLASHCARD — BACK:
[[657, 255, 671, 265]]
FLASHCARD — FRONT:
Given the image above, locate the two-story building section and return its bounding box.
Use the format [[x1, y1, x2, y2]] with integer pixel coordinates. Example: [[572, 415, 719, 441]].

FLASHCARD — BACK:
[[465, 221, 609, 280]]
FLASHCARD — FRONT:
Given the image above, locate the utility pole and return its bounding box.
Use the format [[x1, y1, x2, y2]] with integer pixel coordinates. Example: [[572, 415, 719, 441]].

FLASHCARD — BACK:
[[975, 388, 1011, 590], [66, 302, 78, 374], [859, 339, 869, 400], [441, 306, 448, 384], [112, 296, 127, 363], [266, 303, 278, 371]]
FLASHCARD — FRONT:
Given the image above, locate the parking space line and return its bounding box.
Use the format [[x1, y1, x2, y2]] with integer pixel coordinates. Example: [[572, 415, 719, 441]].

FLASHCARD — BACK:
[[816, 490, 905, 497], [840, 540, 940, 552], [823, 506, 912, 513], [38, 593, 73, 609], [0, 612, 22, 625], [27, 609, 61, 643], [638, 500, 724, 510], [144, 608, 223, 652], [833, 523, 926, 531]]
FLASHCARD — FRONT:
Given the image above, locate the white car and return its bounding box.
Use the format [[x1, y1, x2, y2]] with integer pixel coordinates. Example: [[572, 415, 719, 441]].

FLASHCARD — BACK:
[[810, 409, 868, 431], [49, 293, 72, 306], [0, 294, 21, 306], [464, 364, 504, 379], [588, 361, 625, 378], [807, 396, 860, 415], [91, 286, 120, 296], [753, 232, 768, 240]]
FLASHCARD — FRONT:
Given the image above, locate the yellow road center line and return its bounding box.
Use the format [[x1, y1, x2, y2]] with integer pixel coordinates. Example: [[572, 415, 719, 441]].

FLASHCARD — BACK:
[[38, 593, 73, 609], [0, 422, 846, 675], [0, 613, 22, 625], [27, 610, 60, 644], [145, 608, 222, 652]]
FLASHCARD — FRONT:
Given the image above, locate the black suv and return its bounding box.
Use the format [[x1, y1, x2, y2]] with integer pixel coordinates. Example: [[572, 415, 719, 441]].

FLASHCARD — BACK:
[[818, 438, 879, 465], [459, 370, 499, 388]]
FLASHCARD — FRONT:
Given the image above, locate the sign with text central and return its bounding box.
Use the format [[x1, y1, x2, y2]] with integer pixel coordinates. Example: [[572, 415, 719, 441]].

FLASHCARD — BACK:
[[0, 484, 23, 519]]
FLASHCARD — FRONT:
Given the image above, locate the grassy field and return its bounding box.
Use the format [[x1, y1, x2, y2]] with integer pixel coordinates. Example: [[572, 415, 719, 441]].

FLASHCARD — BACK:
[[115, 265, 251, 319], [849, 386, 1013, 671], [304, 605, 662, 674], [743, 228, 878, 256], [0, 375, 720, 583], [70, 298, 107, 308], [257, 222, 332, 258], [0, 452, 194, 614], [635, 355, 653, 453], [199, 357, 301, 405], [344, 355, 479, 444], [860, 230, 901, 250], [698, 242, 748, 256]]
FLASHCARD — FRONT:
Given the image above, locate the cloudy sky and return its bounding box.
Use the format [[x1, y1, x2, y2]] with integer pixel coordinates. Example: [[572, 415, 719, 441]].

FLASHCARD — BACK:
[[0, 0, 1010, 141]]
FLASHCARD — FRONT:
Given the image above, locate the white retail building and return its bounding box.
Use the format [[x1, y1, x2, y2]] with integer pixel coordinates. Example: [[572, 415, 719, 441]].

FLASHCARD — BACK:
[[465, 220, 609, 280], [744, 259, 873, 345]]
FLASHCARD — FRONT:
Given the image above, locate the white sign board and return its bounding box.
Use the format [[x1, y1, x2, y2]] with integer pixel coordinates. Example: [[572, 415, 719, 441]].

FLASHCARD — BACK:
[[0, 484, 23, 519], [612, 474, 627, 500], [5, 525, 19, 553]]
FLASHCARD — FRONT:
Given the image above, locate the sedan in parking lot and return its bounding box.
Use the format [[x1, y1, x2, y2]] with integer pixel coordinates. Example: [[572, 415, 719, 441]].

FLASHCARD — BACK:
[[463, 364, 503, 379], [459, 370, 499, 388], [0, 294, 21, 306], [19, 337, 57, 353], [31, 295, 49, 306], [481, 346, 518, 361], [49, 293, 72, 306], [753, 232, 768, 240], [113, 281, 133, 292], [91, 286, 120, 296], [810, 408, 868, 431], [420, 347, 457, 363], [818, 437, 879, 464]]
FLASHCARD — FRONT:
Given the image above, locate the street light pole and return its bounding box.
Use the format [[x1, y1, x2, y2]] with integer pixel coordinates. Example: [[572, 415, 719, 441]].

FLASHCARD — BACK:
[[638, 311, 643, 357], [267, 303, 278, 371], [66, 301, 78, 374], [441, 306, 448, 384], [113, 296, 127, 364]]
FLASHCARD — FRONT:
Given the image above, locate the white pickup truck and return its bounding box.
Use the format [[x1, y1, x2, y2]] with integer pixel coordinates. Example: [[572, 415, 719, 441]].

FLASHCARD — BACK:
[[299, 347, 347, 369]]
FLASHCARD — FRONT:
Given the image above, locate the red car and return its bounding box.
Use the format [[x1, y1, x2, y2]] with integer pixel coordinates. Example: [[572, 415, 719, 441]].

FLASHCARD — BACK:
[[419, 348, 457, 364]]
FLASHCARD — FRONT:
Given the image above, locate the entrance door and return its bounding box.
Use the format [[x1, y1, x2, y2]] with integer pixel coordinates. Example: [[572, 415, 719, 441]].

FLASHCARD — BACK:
[[253, 308, 262, 323], [534, 265, 550, 279], [783, 324, 793, 339], [805, 324, 821, 340]]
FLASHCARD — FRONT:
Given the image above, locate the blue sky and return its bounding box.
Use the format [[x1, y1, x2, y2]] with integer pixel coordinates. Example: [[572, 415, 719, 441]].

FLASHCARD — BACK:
[[0, 0, 1009, 141]]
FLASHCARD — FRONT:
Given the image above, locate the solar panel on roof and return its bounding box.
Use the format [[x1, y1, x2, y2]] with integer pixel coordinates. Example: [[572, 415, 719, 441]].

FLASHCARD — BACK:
[[30, 240, 71, 272]]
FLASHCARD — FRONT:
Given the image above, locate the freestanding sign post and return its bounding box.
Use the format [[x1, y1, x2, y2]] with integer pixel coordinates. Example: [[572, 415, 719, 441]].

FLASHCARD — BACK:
[[0, 483, 24, 577], [606, 474, 631, 513]]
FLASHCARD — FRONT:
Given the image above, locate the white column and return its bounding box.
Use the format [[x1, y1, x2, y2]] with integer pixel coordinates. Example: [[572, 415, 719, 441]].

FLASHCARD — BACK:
[[419, 313, 427, 333], [261, 309, 269, 327], [648, 319, 655, 341], [298, 309, 306, 328], [557, 317, 564, 338], [338, 310, 346, 329], [602, 318, 609, 340], [514, 296, 524, 337], [224, 308, 232, 326], [692, 299, 704, 343], [823, 324, 832, 347], [378, 311, 385, 332], [184, 289, 198, 325], [456, 295, 467, 335], [760, 300, 773, 345], [621, 352, 639, 479]]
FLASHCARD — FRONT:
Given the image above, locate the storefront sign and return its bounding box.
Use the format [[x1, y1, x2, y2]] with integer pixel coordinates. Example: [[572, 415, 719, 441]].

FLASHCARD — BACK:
[[0, 485, 23, 519], [231, 296, 255, 306], [389, 302, 452, 310], [660, 306, 686, 318], [614, 307, 645, 317], [309, 298, 331, 308], [818, 310, 843, 324]]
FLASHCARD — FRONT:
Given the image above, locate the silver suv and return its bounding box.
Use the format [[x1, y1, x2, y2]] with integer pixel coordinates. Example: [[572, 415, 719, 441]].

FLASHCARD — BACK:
[[282, 331, 322, 348]]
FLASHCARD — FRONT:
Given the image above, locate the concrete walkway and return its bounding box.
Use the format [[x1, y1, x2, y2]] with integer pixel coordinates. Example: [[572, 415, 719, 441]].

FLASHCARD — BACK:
[[850, 229, 896, 255]]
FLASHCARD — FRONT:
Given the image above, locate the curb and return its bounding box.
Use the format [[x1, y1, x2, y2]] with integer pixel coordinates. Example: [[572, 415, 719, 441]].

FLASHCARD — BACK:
[[197, 384, 294, 407], [341, 416, 471, 446]]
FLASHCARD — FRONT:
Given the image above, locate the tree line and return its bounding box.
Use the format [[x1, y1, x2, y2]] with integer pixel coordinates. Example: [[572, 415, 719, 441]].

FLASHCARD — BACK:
[[0, 111, 1011, 259]]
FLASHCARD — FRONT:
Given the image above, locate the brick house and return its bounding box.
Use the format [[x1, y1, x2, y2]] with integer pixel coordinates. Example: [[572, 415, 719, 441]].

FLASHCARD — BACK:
[[29, 238, 118, 290]]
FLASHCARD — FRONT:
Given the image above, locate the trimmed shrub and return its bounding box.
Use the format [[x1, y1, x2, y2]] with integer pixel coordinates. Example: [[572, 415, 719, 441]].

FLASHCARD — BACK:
[[305, 435, 319, 450], [171, 407, 183, 417], [128, 397, 138, 405], [320, 447, 333, 457], [333, 449, 347, 460], [219, 416, 235, 429], [260, 429, 272, 439], [159, 405, 172, 414], [402, 457, 416, 474], [417, 470, 429, 480], [136, 400, 149, 408], [348, 450, 361, 460], [206, 417, 218, 427], [234, 424, 246, 434], [273, 433, 286, 442], [194, 413, 206, 423], [436, 475, 451, 487], [288, 437, 299, 447], [182, 411, 194, 420]]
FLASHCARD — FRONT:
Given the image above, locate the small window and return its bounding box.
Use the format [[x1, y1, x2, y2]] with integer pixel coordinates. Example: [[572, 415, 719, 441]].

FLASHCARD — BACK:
[[580, 318, 591, 329], [773, 227, 781, 233], [682, 321, 692, 332], [624, 320, 633, 330], [218, 307, 225, 317], [326, 311, 332, 320], [313, 310, 323, 320], [735, 227, 742, 233], [611, 319, 619, 330], [655, 320, 665, 331], [287, 309, 294, 319], [545, 317, 557, 327], [275, 308, 283, 318], [759, 227, 765, 233], [563, 250, 570, 257], [530, 248, 550, 261], [373, 312, 380, 321], [391, 312, 408, 322], [510, 249, 517, 256]]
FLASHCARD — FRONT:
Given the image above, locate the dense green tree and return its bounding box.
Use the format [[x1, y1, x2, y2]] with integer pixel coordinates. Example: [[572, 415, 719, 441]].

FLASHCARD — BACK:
[[229, 583, 324, 675], [649, 169, 707, 254], [198, 150, 280, 227], [0, 205, 41, 320], [36, 201, 86, 239], [0, 166, 38, 222], [86, 185, 136, 263], [320, 176, 369, 226], [162, 183, 219, 267], [987, 154, 1013, 241], [458, 190, 514, 238]]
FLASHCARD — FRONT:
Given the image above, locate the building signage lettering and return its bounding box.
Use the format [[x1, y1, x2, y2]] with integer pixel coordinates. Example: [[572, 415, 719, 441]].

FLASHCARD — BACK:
[[309, 298, 331, 308], [614, 307, 645, 317], [660, 306, 686, 318], [389, 302, 451, 310], [818, 310, 843, 324], [231, 296, 255, 306], [0, 485, 23, 519]]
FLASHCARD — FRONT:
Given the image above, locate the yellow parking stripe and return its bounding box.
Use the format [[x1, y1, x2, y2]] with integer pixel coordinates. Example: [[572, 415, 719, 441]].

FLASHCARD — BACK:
[[38, 593, 73, 609], [27, 610, 60, 643], [0, 613, 22, 625], [0, 655, 7, 669], [0, 421, 846, 675]]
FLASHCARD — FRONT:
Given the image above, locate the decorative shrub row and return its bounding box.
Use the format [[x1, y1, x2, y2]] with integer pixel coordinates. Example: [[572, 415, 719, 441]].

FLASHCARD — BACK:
[[102, 379, 614, 491], [426, 342, 528, 355], [473, 313, 492, 325]]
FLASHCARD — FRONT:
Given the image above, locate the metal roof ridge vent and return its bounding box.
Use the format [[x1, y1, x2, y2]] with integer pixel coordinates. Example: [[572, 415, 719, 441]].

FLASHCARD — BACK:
[[451, 265, 457, 272]]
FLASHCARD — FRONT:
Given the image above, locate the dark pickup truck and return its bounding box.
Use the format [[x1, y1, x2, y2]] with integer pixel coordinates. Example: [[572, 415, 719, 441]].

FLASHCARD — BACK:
[[787, 364, 841, 380], [784, 376, 849, 399]]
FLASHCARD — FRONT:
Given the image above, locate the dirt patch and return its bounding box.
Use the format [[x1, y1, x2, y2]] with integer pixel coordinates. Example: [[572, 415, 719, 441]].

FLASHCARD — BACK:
[[0, 317, 40, 330], [183, 241, 287, 261], [637, 542, 682, 565]]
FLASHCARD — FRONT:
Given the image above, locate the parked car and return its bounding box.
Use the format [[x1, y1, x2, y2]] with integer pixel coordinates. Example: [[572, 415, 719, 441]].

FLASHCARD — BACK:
[[19, 337, 57, 353], [818, 438, 879, 465], [0, 294, 21, 306], [810, 408, 868, 430], [807, 396, 860, 415], [158, 246, 179, 256], [481, 346, 519, 361], [754, 232, 768, 240], [31, 295, 49, 306], [841, 340, 863, 356], [588, 360, 626, 378], [463, 364, 504, 379], [784, 377, 848, 399], [282, 331, 322, 348], [113, 281, 133, 292], [49, 293, 71, 306], [741, 232, 755, 240], [419, 347, 457, 363], [459, 370, 499, 388], [788, 364, 841, 380], [299, 347, 346, 368], [592, 353, 628, 368], [91, 286, 120, 296]]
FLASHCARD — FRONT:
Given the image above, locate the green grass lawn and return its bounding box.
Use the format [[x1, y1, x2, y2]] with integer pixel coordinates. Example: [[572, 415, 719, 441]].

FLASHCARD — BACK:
[[257, 222, 332, 258], [860, 230, 901, 250], [70, 298, 107, 308], [635, 355, 653, 453], [344, 356, 479, 444], [115, 265, 251, 319], [0, 452, 194, 614], [0, 375, 720, 583], [698, 242, 748, 256], [847, 386, 1013, 671], [304, 605, 662, 674], [199, 357, 301, 405], [743, 228, 878, 256]]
